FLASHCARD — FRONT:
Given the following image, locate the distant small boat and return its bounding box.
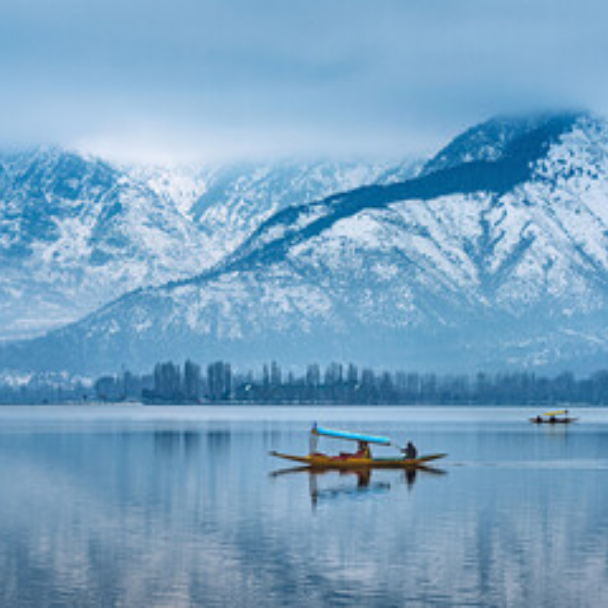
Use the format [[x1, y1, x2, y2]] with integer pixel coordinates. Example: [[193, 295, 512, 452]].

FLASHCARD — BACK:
[[529, 409, 578, 424], [270, 423, 447, 470]]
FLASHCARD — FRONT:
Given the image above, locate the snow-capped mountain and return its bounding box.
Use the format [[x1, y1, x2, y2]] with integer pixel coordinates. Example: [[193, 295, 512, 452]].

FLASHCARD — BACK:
[[0, 149, 415, 339], [0, 148, 214, 340], [3, 112, 608, 375]]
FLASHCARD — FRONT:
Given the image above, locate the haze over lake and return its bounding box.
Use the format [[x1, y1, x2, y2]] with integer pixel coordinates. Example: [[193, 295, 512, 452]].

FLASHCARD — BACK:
[[1, 406, 607, 607]]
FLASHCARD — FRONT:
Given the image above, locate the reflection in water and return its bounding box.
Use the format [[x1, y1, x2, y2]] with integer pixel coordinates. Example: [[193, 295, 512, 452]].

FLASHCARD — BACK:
[[402, 463, 447, 489], [0, 411, 608, 607], [271, 465, 446, 506], [274, 468, 390, 508], [153, 429, 206, 457], [405, 467, 417, 488], [308, 471, 391, 509]]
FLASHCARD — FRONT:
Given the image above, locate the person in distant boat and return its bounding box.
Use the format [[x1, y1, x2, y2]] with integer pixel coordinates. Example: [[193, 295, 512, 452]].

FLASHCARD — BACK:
[[403, 441, 418, 460]]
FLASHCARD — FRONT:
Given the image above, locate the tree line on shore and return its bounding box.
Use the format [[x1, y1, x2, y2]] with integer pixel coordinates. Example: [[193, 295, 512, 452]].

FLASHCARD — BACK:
[[94, 359, 608, 406], [0, 375, 91, 405], [2, 359, 608, 405]]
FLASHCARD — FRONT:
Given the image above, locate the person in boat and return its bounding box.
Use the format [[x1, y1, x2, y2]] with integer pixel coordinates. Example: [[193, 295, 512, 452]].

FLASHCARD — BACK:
[[403, 441, 418, 460], [355, 441, 371, 459], [337, 440, 371, 460]]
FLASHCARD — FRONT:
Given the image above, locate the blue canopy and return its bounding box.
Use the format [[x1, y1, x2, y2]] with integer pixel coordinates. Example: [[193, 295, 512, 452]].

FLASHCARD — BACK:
[[311, 424, 391, 446]]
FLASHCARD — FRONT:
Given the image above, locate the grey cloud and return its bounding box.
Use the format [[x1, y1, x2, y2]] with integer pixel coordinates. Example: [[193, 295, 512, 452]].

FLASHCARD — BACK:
[[1, 0, 607, 162]]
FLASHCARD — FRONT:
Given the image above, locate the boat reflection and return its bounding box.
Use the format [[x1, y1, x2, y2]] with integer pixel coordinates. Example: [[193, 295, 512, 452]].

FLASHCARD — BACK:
[[403, 463, 446, 488], [271, 464, 446, 507]]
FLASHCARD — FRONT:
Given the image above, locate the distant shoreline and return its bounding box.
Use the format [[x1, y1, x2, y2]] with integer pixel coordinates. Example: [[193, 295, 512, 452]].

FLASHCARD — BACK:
[[0, 401, 600, 409]]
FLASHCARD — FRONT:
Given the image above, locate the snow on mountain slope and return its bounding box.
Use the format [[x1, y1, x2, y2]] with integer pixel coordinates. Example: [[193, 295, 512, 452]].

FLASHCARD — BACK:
[[0, 148, 214, 339], [4, 112, 608, 375], [0, 150, 416, 339], [186, 160, 417, 258]]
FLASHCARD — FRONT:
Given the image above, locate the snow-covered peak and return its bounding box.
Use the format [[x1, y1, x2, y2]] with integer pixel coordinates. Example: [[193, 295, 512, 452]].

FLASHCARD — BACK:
[[422, 112, 587, 176]]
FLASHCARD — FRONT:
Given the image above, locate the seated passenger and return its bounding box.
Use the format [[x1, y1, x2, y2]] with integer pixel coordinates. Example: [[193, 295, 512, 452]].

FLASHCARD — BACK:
[[354, 441, 371, 459], [337, 441, 371, 460]]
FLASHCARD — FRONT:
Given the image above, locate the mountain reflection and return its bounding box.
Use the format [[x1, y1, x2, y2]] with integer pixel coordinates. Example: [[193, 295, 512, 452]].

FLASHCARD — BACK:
[[0, 415, 608, 607]]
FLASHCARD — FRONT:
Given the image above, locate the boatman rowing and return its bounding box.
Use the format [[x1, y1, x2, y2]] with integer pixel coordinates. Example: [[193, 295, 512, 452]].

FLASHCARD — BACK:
[[402, 441, 418, 460]]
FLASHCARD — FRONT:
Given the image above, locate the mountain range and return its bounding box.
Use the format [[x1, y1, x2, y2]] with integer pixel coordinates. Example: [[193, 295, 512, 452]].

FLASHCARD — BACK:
[[0, 150, 416, 340], [2, 112, 608, 375]]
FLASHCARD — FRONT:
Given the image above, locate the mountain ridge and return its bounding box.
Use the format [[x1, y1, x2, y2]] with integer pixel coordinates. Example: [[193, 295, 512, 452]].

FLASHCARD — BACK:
[[178, 113, 582, 280], [3, 111, 608, 375], [0, 149, 417, 339]]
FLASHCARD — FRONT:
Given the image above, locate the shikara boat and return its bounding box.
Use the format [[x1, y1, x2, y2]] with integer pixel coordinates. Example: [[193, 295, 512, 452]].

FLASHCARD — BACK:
[[270, 424, 447, 470], [529, 409, 578, 424], [270, 450, 447, 469]]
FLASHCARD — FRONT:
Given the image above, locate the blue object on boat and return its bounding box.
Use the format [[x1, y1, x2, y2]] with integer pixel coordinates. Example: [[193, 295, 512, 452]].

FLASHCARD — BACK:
[[312, 424, 391, 445]]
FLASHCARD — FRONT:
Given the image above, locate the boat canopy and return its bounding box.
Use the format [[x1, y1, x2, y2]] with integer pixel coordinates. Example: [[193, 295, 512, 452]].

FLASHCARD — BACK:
[[542, 409, 569, 416], [311, 424, 391, 446]]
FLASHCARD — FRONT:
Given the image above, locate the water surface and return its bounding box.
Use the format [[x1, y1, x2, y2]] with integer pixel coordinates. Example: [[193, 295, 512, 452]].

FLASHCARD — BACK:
[[0, 405, 607, 607]]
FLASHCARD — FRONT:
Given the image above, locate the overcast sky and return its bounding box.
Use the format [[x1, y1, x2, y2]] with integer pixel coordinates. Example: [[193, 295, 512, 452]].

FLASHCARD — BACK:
[[1, 0, 607, 163]]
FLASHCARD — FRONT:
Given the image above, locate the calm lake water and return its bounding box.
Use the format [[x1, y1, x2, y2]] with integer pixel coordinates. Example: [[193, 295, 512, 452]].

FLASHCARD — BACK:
[[1, 405, 607, 607]]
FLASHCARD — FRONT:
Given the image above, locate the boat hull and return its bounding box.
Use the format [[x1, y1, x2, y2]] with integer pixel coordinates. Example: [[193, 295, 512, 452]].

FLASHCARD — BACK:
[[529, 418, 578, 424], [270, 451, 447, 469]]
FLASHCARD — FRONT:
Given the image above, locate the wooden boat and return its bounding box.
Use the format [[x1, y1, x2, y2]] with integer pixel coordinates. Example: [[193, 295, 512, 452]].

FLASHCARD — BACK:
[[270, 450, 447, 470], [529, 416, 578, 424], [529, 409, 578, 424], [270, 423, 447, 470]]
